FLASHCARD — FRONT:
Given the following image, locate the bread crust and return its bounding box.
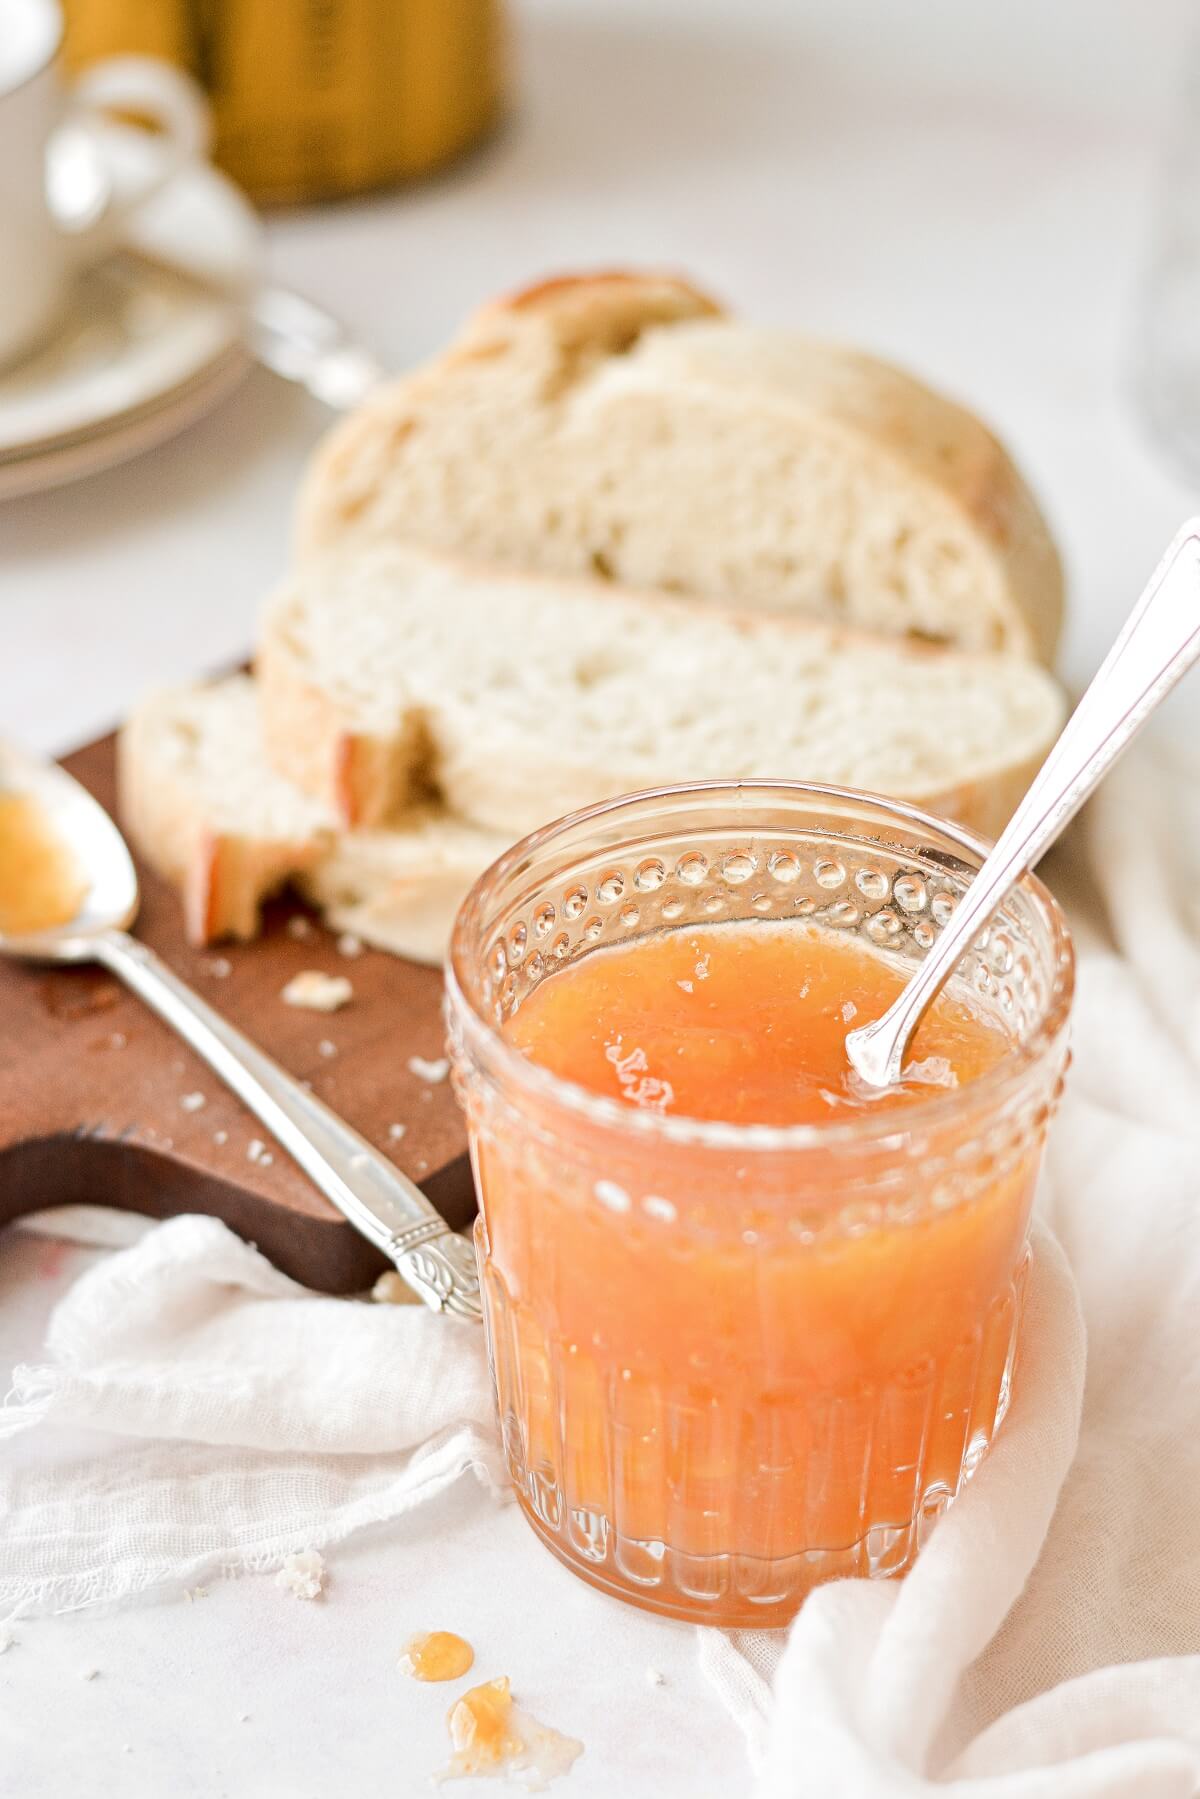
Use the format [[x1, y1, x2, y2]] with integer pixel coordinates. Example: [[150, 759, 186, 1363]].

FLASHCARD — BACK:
[[610, 323, 1063, 661]]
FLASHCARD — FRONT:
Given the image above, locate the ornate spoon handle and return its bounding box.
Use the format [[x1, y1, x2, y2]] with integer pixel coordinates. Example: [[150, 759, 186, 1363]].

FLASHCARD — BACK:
[[847, 518, 1200, 1088], [94, 930, 481, 1318]]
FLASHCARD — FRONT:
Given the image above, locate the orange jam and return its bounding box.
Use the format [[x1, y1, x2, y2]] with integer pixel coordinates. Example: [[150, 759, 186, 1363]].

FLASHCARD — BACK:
[[505, 924, 1006, 1125], [444, 1678, 522, 1777], [0, 791, 87, 935], [400, 1631, 475, 1682], [471, 919, 1049, 1625], [439, 1677, 584, 1787]]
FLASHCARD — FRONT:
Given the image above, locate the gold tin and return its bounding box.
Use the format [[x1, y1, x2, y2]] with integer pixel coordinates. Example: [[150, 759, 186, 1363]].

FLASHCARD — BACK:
[[61, 0, 506, 204]]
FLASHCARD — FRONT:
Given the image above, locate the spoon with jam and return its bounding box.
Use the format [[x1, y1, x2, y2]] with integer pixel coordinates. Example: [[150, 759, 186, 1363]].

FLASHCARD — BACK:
[[0, 742, 480, 1319]]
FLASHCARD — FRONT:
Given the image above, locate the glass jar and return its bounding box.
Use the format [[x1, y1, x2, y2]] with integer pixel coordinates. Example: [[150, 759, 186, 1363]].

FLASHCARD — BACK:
[[446, 783, 1074, 1628]]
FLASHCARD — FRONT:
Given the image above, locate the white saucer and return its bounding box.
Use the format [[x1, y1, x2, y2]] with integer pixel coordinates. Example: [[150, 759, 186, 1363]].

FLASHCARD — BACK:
[[0, 347, 250, 501], [0, 124, 261, 493]]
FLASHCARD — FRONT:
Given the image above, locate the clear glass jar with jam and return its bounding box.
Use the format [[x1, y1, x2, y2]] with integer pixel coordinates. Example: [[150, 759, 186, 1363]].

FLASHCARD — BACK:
[[446, 782, 1074, 1628]]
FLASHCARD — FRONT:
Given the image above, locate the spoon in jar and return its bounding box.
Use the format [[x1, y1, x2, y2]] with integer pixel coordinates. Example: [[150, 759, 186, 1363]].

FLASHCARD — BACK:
[[0, 743, 481, 1319], [846, 517, 1200, 1089]]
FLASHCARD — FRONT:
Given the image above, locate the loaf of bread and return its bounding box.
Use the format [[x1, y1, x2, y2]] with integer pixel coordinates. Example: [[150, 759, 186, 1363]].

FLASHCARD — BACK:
[[257, 542, 1066, 842], [121, 271, 1069, 963], [118, 675, 504, 957], [296, 272, 1063, 661]]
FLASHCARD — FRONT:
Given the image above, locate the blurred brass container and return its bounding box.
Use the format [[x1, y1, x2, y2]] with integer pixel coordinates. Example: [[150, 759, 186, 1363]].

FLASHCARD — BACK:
[[62, 0, 506, 203]]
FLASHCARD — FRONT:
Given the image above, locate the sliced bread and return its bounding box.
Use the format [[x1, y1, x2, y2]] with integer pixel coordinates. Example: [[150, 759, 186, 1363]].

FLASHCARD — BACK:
[[295, 271, 1062, 661], [118, 675, 331, 943], [117, 675, 505, 958], [297, 817, 505, 966], [257, 543, 1066, 841]]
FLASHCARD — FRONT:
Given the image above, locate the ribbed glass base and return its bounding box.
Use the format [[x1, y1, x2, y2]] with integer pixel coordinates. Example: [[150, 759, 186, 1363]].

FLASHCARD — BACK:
[[490, 1249, 1028, 1629]]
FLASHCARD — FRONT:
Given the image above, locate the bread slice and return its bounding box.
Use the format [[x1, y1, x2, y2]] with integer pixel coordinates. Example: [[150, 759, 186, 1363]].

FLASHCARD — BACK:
[[257, 542, 1066, 842], [297, 817, 504, 966], [295, 271, 1062, 662], [118, 676, 332, 942], [117, 675, 504, 958]]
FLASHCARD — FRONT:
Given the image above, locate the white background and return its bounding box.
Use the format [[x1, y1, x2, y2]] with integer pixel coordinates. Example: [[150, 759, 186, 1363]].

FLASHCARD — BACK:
[[2, 1, 1199, 1793]]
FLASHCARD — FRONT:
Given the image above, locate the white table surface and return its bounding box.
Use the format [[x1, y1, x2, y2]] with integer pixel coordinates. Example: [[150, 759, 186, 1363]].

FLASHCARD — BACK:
[[2, 1, 1200, 1792]]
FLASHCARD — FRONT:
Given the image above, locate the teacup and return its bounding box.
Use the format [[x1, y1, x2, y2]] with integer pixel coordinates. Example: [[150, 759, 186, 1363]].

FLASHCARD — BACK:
[[0, 0, 210, 368]]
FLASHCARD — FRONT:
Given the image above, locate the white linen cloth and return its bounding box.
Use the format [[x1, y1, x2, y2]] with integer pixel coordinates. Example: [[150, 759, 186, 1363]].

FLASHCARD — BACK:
[[0, 1217, 503, 1615], [3, 736, 1200, 1795]]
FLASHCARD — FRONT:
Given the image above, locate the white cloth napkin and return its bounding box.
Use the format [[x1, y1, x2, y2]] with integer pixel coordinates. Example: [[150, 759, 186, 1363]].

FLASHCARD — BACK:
[[3, 736, 1200, 1797], [0, 1216, 503, 1615]]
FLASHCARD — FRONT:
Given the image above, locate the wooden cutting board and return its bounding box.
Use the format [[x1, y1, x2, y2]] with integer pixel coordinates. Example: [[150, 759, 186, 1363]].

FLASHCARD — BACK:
[[0, 727, 475, 1294]]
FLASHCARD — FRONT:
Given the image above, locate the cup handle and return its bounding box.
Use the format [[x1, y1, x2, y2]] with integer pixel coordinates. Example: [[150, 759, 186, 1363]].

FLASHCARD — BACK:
[[48, 56, 212, 260]]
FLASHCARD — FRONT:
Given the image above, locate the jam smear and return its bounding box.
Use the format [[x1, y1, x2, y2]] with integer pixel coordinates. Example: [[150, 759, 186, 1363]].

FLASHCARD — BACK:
[[438, 1676, 583, 1789]]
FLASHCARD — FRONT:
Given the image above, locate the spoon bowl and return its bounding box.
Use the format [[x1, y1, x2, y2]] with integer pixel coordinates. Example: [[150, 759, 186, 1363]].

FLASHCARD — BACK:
[[0, 742, 138, 960]]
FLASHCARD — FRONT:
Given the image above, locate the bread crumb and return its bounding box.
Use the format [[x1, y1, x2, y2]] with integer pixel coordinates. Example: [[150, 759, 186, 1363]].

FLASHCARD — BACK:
[[415, 1158, 429, 1175], [108, 1031, 127, 1050], [275, 1550, 325, 1600], [213, 1129, 228, 1146], [0, 1629, 15, 1655], [79, 1666, 100, 1681], [841, 1000, 857, 1023], [287, 915, 314, 940], [694, 954, 710, 981], [318, 1039, 338, 1059], [184, 1586, 208, 1603], [408, 1055, 450, 1084], [180, 1091, 206, 1113], [337, 933, 363, 959], [281, 971, 354, 1013], [676, 979, 693, 994], [204, 956, 232, 978], [387, 1122, 407, 1142], [645, 1666, 665, 1687], [247, 1139, 274, 1167]]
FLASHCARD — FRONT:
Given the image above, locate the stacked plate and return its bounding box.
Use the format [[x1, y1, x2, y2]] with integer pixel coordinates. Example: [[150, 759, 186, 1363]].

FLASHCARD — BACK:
[[0, 128, 260, 501]]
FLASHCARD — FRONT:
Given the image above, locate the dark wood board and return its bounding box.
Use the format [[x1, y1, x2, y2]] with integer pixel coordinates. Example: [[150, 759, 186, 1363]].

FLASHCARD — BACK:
[[0, 728, 475, 1293]]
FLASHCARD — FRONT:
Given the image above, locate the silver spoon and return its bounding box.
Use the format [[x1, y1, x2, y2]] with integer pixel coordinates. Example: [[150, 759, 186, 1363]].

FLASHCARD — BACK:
[[0, 745, 480, 1319], [106, 251, 388, 411], [847, 518, 1200, 1089]]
